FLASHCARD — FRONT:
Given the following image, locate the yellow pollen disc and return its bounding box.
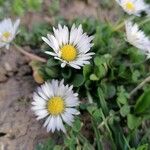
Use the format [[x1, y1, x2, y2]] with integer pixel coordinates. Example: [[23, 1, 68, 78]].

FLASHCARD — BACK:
[[2, 32, 11, 39], [125, 2, 135, 11], [61, 44, 77, 62], [47, 97, 64, 115]]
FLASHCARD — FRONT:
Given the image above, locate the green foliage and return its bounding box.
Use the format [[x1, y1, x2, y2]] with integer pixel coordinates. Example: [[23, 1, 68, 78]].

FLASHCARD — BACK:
[[71, 74, 84, 87], [26, 0, 42, 11], [32, 18, 150, 149], [49, 0, 60, 15], [127, 114, 142, 130], [135, 89, 150, 114], [1, 0, 149, 147], [12, 0, 25, 15], [35, 139, 55, 150], [0, 0, 42, 16]]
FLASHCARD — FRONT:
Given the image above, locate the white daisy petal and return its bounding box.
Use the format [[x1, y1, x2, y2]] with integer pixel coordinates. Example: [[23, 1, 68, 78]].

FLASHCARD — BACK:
[[43, 116, 51, 128], [61, 112, 74, 126], [61, 62, 66, 68], [69, 63, 81, 69], [47, 116, 56, 132], [66, 108, 80, 115], [42, 37, 56, 51], [13, 19, 20, 34], [125, 20, 150, 57], [55, 115, 66, 133], [116, 0, 150, 16], [31, 80, 80, 133], [47, 34, 59, 52], [42, 24, 94, 69], [45, 51, 58, 56], [0, 18, 20, 49], [36, 110, 48, 120], [31, 105, 46, 111]]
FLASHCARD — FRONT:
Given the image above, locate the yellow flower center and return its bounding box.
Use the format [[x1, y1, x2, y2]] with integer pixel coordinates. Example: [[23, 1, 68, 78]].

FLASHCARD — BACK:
[[47, 97, 64, 115], [124, 2, 135, 11], [2, 32, 11, 40], [61, 45, 77, 62]]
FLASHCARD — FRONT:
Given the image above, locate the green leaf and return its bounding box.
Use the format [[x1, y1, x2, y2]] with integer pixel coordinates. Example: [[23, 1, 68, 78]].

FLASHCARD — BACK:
[[61, 69, 72, 79], [83, 143, 95, 150], [53, 145, 62, 150], [90, 74, 99, 81], [47, 58, 59, 67], [45, 67, 58, 78], [127, 114, 142, 130], [72, 118, 82, 132], [87, 105, 97, 115], [101, 82, 116, 99], [137, 144, 148, 150], [49, 0, 60, 15], [35, 139, 55, 150], [64, 137, 76, 149], [135, 89, 150, 114], [71, 74, 84, 87], [132, 70, 140, 82], [96, 65, 108, 79], [83, 64, 92, 80], [117, 86, 129, 105], [12, 0, 25, 15], [27, 0, 42, 11], [120, 105, 130, 117], [97, 88, 109, 115], [94, 56, 102, 66], [92, 109, 102, 121]]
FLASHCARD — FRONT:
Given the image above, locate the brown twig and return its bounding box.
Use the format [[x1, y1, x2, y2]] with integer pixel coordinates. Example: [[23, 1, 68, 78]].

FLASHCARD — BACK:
[[129, 76, 150, 97], [14, 44, 47, 63]]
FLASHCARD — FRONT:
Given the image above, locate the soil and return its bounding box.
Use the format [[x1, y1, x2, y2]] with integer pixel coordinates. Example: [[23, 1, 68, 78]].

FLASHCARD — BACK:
[[0, 0, 119, 150]]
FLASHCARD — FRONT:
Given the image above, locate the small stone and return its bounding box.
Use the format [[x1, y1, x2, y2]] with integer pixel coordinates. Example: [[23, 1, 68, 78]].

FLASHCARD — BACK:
[[6, 133, 16, 140], [4, 62, 12, 72], [0, 67, 7, 82], [14, 105, 20, 112]]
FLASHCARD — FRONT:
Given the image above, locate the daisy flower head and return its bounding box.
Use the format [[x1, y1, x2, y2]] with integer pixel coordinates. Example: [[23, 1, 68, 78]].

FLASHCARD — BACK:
[[125, 20, 150, 57], [31, 79, 80, 133], [0, 18, 20, 49], [116, 0, 150, 16], [42, 24, 94, 69]]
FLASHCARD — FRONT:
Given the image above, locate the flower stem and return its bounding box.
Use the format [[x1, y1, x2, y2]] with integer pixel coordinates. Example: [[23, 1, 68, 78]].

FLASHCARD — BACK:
[[113, 21, 125, 32], [13, 43, 47, 63], [112, 16, 134, 32], [139, 17, 150, 26], [129, 75, 150, 97], [86, 91, 93, 104], [91, 119, 103, 150]]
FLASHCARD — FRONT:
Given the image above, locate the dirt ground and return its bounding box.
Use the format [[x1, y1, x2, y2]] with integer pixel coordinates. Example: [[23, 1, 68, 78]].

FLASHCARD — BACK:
[[0, 1, 119, 150]]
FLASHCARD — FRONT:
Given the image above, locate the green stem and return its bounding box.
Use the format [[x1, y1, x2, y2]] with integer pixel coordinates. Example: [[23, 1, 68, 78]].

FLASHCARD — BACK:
[[113, 21, 125, 32], [86, 91, 102, 150], [123, 135, 131, 149], [78, 133, 94, 149], [129, 75, 150, 97], [100, 109, 116, 150], [91, 119, 103, 150], [86, 91, 94, 104], [112, 16, 134, 32], [98, 111, 119, 129], [139, 17, 150, 26]]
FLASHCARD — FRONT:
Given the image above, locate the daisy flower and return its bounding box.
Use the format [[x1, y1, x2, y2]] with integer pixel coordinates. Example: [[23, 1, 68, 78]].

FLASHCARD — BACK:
[[116, 0, 150, 16], [125, 20, 150, 57], [0, 18, 20, 49], [31, 80, 80, 133], [42, 24, 94, 69]]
